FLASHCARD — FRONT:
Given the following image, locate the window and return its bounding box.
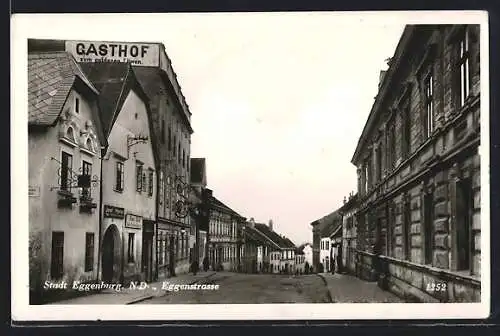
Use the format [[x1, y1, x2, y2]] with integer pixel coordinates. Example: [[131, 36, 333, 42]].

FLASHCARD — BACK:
[[423, 73, 434, 139], [84, 233, 94, 272], [142, 172, 147, 192], [456, 177, 472, 271], [136, 162, 143, 192], [182, 150, 185, 168], [60, 151, 73, 191], [128, 233, 135, 263], [176, 234, 180, 260], [423, 189, 434, 265], [375, 146, 382, 182], [402, 105, 411, 159], [75, 97, 80, 113], [81, 161, 92, 198], [173, 136, 177, 156], [458, 28, 471, 107], [51, 232, 64, 279], [403, 195, 411, 261], [148, 169, 154, 196], [387, 121, 396, 170], [363, 163, 369, 193], [115, 161, 124, 192], [178, 143, 181, 165], [168, 127, 172, 151], [326, 241, 329, 250], [161, 120, 166, 144]]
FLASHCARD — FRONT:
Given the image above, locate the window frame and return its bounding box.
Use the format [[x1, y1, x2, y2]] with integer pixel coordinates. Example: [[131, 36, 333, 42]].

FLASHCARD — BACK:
[[136, 161, 144, 192], [84, 232, 95, 272], [115, 161, 124, 192], [60, 151, 73, 192]]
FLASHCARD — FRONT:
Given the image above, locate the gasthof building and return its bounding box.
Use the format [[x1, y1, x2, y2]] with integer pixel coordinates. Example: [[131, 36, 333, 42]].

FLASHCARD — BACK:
[[351, 25, 481, 302], [29, 39, 195, 280]]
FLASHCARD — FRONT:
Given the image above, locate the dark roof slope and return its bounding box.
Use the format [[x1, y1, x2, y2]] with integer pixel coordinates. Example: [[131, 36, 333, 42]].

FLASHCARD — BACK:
[[209, 195, 245, 220], [28, 51, 99, 125], [190, 158, 205, 184], [79, 62, 131, 137], [254, 223, 295, 250], [244, 226, 270, 246]]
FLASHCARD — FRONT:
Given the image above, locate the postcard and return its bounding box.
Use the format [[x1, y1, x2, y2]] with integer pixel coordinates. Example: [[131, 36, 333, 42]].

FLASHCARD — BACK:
[[11, 10, 490, 321]]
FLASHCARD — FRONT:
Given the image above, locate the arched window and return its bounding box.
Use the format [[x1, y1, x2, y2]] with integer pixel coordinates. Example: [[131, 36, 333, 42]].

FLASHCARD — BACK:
[[86, 138, 93, 152], [66, 126, 75, 141]]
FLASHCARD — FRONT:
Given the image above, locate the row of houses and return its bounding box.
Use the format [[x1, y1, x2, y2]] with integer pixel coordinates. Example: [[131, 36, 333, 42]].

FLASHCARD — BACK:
[[27, 38, 306, 303], [310, 24, 481, 303], [240, 219, 313, 275]]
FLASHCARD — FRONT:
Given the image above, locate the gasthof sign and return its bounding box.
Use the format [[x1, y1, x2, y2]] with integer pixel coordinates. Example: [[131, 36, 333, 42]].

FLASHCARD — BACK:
[[125, 214, 143, 229], [65, 41, 160, 67]]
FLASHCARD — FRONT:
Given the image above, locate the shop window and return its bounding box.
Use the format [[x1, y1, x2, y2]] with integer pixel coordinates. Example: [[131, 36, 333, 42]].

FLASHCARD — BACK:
[[128, 233, 135, 263], [84, 233, 94, 272], [51, 231, 64, 279]]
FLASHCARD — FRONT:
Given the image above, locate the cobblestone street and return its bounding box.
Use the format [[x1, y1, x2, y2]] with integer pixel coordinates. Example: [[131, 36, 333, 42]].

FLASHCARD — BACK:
[[137, 272, 403, 304], [138, 272, 332, 304]]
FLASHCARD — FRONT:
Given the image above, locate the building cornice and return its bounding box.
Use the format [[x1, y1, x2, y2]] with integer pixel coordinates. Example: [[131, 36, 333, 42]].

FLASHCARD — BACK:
[[351, 25, 416, 165]]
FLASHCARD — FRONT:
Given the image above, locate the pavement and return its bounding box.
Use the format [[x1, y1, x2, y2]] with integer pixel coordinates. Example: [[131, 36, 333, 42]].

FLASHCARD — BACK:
[[48, 271, 216, 305], [317, 272, 404, 303]]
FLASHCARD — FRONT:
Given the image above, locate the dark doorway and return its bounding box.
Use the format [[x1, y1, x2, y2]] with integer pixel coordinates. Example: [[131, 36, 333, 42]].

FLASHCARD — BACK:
[[456, 177, 472, 271], [142, 231, 154, 282], [102, 225, 119, 282]]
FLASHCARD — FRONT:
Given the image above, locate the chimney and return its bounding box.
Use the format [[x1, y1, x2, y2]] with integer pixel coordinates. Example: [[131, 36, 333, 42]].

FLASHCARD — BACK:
[[378, 70, 387, 88], [268, 219, 273, 231], [248, 217, 255, 228], [343, 196, 347, 204]]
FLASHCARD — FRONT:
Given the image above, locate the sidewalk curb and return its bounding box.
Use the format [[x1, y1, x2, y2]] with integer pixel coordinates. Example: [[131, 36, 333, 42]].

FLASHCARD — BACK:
[[125, 272, 217, 305], [316, 273, 334, 303]]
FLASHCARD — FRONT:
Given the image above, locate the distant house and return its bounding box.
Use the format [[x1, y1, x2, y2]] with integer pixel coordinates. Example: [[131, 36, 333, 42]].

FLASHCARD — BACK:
[[294, 246, 306, 274], [313, 210, 342, 273], [254, 221, 296, 274], [339, 193, 358, 274]]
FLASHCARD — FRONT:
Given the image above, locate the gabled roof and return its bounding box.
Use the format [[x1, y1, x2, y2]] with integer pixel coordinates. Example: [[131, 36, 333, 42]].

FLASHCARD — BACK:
[[79, 61, 159, 169], [254, 223, 296, 250], [190, 158, 206, 184], [243, 226, 270, 246], [28, 51, 99, 126], [79, 62, 148, 138], [209, 195, 245, 220]]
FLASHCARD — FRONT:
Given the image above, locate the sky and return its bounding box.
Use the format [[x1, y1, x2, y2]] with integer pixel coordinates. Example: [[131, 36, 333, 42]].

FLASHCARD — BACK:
[[18, 12, 407, 245], [157, 14, 405, 245]]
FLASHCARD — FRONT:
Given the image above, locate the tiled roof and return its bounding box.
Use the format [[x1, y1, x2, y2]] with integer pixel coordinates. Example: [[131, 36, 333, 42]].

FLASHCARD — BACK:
[[254, 223, 296, 250], [209, 195, 245, 219], [79, 62, 130, 137], [190, 158, 205, 184], [28, 52, 98, 125], [244, 226, 270, 246]]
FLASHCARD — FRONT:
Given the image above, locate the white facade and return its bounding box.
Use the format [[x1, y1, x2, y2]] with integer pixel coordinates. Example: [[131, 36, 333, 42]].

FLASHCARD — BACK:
[[101, 87, 157, 283], [303, 244, 313, 269], [320, 237, 333, 273], [270, 251, 281, 273]]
